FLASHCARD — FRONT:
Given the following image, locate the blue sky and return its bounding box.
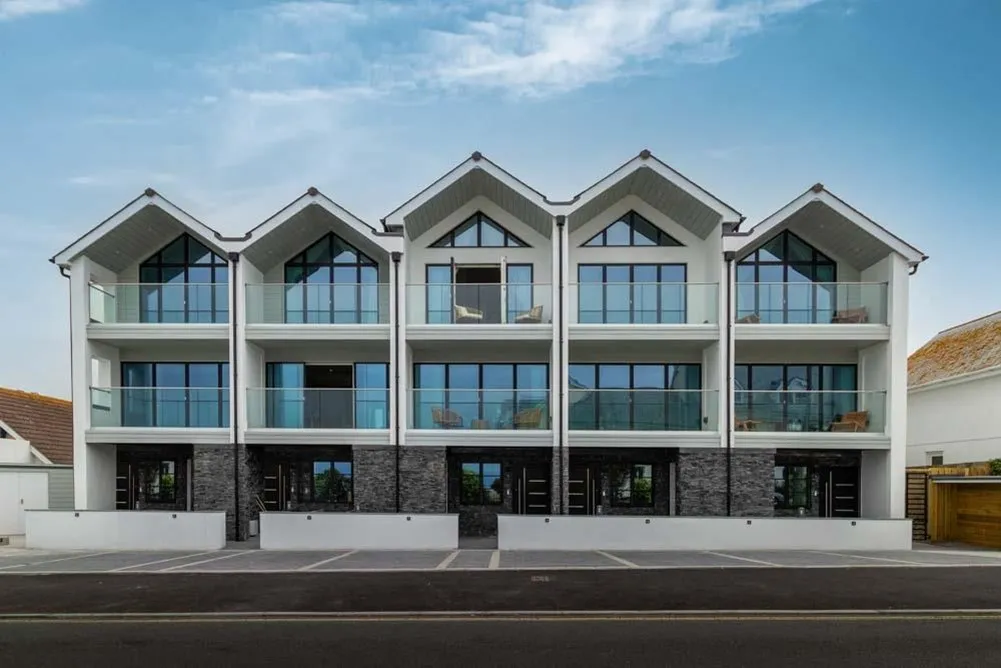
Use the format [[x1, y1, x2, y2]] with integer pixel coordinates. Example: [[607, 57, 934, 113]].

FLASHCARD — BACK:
[[1, 0, 998, 398]]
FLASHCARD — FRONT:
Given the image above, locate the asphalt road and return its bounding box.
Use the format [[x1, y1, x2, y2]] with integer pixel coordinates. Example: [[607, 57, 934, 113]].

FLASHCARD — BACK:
[[1, 618, 998, 667], [3, 567, 1001, 615]]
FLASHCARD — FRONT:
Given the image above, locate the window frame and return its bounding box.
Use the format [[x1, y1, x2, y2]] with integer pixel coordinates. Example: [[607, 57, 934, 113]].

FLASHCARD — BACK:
[[138, 233, 229, 324], [774, 464, 811, 511], [307, 460, 353, 505], [120, 362, 229, 428], [735, 364, 858, 432], [429, 212, 529, 248], [412, 363, 549, 429], [283, 232, 379, 324], [459, 461, 503, 506], [582, 211, 683, 247], [610, 463, 655, 508], [567, 363, 702, 431], [577, 263, 687, 324], [138, 459, 178, 504]]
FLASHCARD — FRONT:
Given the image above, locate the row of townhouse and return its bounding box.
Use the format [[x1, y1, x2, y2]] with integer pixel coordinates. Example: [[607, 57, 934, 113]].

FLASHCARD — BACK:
[[52, 150, 926, 541]]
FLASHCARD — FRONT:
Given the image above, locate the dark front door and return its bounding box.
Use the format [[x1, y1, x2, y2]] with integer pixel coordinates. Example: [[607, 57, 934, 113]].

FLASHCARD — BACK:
[[568, 464, 600, 515], [820, 466, 860, 518], [513, 464, 551, 515], [116, 461, 133, 510], [262, 461, 289, 511]]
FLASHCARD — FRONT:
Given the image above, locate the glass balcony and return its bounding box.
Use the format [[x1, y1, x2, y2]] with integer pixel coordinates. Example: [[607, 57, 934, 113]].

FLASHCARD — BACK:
[[246, 388, 389, 429], [735, 282, 888, 325], [245, 283, 388, 325], [734, 390, 886, 433], [569, 282, 718, 324], [568, 389, 717, 431], [410, 389, 551, 429], [88, 283, 229, 324], [407, 283, 552, 325], [90, 387, 229, 428]]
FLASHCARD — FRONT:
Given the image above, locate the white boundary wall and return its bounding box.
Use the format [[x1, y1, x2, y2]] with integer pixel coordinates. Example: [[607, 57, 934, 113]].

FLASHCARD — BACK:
[[499, 516, 912, 551], [25, 511, 226, 551], [260, 512, 459, 550]]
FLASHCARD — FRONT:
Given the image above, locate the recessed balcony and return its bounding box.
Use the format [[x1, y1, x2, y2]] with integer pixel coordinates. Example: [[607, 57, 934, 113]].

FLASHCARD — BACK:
[[735, 282, 889, 341], [568, 282, 719, 341], [87, 386, 230, 444], [734, 390, 888, 449], [405, 282, 553, 341], [87, 283, 229, 341], [406, 388, 552, 447], [244, 387, 390, 445], [244, 282, 390, 341]]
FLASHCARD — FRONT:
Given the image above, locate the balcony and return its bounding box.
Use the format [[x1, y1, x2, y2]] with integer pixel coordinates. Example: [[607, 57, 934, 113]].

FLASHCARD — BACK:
[[88, 283, 229, 340], [244, 283, 390, 341], [734, 390, 888, 448], [735, 282, 889, 341], [405, 283, 553, 342], [407, 388, 551, 447], [87, 387, 230, 444], [246, 388, 388, 428], [568, 282, 719, 341]]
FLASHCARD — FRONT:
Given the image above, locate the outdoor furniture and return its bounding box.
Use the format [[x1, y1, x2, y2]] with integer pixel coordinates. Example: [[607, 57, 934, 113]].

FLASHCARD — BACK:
[[470, 419, 489, 429], [736, 313, 760, 324], [515, 305, 543, 324], [735, 418, 759, 431], [832, 307, 869, 324], [830, 411, 869, 432], [432, 407, 463, 428], [454, 304, 484, 323], [513, 406, 543, 429]]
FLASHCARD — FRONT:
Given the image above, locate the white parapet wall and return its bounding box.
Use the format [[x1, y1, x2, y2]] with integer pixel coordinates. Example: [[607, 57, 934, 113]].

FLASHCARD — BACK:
[[25, 511, 227, 551], [260, 512, 459, 550], [498, 516, 913, 551]]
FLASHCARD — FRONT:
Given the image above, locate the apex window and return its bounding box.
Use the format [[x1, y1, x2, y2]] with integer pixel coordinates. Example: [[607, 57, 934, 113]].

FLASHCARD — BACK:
[[583, 211, 683, 247], [139, 234, 228, 323], [284, 233, 380, 324], [430, 212, 528, 248]]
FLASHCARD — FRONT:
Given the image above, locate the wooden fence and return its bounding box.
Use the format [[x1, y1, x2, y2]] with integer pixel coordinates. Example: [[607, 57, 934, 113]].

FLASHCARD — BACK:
[[907, 462, 1001, 548]]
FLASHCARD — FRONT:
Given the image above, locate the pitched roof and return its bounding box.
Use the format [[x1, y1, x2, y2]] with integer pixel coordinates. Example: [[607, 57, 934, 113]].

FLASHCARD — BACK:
[[908, 311, 1001, 388], [0, 388, 73, 465]]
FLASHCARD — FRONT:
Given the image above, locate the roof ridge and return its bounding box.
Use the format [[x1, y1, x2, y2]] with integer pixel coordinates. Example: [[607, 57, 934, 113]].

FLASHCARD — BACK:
[[936, 310, 1001, 336], [0, 387, 71, 406]]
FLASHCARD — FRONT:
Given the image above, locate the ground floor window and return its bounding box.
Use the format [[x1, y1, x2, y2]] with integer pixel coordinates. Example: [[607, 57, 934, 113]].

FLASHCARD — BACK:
[[301, 461, 352, 504], [460, 462, 502, 505], [774, 465, 811, 510], [611, 464, 654, 507], [138, 460, 177, 504]]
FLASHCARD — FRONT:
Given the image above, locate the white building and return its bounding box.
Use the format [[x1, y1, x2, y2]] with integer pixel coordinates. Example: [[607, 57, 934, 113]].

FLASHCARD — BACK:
[[50, 151, 926, 541], [907, 312, 1001, 466]]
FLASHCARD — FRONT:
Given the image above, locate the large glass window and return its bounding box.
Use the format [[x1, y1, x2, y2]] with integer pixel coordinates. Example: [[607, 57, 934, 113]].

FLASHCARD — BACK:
[[583, 211, 683, 247], [430, 212, 528, 248], [735, 364, 857, 432], [139, 234, 228, 323], [611, 464, 654, 507], [265, 363, 388, 429], [413, 363, 549, 429], [284, 233, 379, 324], [578, 264, 686, 324], [121, 362, 229, 427], [138, 460, 177, 503], [568, 363, 702, 431], [736, 231, 837, 324], [306, 461, 352, 504], [460, 462, 502, 505], [774, 465, 811, 510]]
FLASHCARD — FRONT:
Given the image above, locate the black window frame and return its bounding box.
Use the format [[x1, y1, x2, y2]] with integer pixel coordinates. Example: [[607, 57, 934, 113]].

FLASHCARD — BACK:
[[283, 232, 379, 324], [459, 461, 503, 506], [774, 464, 811, 510], [137, 459, 178, 504], [120, 362, 230, 428], [577, 263, 688, 324], [429, 212, 529, 248], [610, 463, 655, 508], [735, 364, 858, 432], [305, 460, 353, 504], [138, 233, 229, 324], [582, 211, 683, 247]]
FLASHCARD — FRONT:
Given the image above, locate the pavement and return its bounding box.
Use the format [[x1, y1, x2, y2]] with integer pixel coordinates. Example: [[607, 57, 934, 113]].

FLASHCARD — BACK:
[[1, 618, 1000, 667]]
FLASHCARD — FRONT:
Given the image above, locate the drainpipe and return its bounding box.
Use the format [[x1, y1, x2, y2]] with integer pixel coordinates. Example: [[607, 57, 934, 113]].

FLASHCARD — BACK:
[[228, 252, 242, 539], [723, 251, 735, 517], [555, 215, 566, 514], [391, 251, 402, 513], [59, 267, 73, 406]]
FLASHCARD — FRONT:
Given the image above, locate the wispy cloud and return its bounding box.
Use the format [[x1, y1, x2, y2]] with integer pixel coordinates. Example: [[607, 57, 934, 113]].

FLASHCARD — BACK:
[[0, 0, 85, 21]]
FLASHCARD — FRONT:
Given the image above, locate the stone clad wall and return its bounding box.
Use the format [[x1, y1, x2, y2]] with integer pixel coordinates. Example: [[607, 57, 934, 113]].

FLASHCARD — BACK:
[[675, 448, 775, 518]]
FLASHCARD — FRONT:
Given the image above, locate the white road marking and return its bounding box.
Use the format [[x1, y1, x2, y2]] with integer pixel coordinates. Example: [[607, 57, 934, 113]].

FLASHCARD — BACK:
[[810, 551, 928, 566], [596, 551, 638, 568], [298, 551, 358, 571], [705, 551, 781, 567], [435, 551, 460, 570], [160, 551, 250, 572], [111, 552, 217, 572], [488, 550, 501, 570], [0, 551, 117, 571]]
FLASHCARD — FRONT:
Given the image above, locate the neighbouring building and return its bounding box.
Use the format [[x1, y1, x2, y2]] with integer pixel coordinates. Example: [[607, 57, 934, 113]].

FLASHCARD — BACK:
[[50, 150, 925, 541], [907, 312, 1001, 467], [0, 388, 74, 536]]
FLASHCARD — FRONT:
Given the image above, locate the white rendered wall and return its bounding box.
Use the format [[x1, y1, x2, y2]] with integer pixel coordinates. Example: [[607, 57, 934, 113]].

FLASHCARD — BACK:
[[861, 450, 891, 518], [498, 516, 912, 551], [884, 254, 910, 517], [907, 374, 1001, 466], [259, 512, 459, 550], [26, 511, 226, 550]]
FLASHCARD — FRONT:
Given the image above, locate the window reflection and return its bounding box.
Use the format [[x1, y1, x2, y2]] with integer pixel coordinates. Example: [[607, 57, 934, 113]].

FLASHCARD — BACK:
[[139, 234, 228, 323]]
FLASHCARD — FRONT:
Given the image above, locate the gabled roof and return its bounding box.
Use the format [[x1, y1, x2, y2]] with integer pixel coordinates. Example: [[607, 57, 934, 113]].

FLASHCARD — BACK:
[[241, 187, 400, 268], [50, 188, 242, 271], [728, 184, 927, 268], [381, 152, 555, 240], [0, 388, 73, 465], [566, 150, 743, 236], [909, 312, 1001, 389]]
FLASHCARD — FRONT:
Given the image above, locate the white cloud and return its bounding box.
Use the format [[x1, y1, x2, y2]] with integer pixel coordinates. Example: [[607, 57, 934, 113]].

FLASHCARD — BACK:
[[265, 1, 368, 24], [0, 0, 85, 20]]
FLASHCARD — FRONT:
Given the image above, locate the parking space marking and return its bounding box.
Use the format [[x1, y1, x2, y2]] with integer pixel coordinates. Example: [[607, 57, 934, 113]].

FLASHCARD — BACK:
[[298, 551, 357, 572], [810, 551, 927, 566], [435, 551, 460, 570], [705, 551, 781, 567], [161, 551, 250, 572], [111, 552, 215, 572], [0, 551, 116, 571], [488, 550, 500, 570], [596, 551, 638, 568]]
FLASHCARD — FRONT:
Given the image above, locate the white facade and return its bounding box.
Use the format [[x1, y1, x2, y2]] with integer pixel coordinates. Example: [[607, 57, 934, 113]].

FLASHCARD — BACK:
[[51, 152, 926, 532], [907, 369, 1001, 466]]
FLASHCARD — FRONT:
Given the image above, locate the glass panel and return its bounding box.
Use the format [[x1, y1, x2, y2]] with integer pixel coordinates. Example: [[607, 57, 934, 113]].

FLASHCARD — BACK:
[[426, 265, 452, 325], [506, 265, 533, 323], [604, 266, 631, 324], [633, 465, 653, 506], [577, 266, 604, 324], [187, 238, 214, 264], [331, 236, 357, 264], [759, 235, 784, 262], [631, 214, 660, 246], [479, 218, 505, 247], [452, 218, 478, 247], [632, 265, 658, 324], [517, 364, 549, 391], [598, 365, 629, 430], [460, 463, 481, 504], [633, 365, 665, 430], [482, 463, 502, 504], [160, 237, 186, 264], [785, 233, 814, 263], [583, 231, 604, 246], [603, 219, 631, 246], [305, 237, 332, 264], [568, 365, 596, 430]]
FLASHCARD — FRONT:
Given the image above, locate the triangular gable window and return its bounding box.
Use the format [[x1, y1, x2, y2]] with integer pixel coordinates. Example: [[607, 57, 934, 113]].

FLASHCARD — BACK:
[[583, 211, 683, 247], [430, 212, 528, 248]]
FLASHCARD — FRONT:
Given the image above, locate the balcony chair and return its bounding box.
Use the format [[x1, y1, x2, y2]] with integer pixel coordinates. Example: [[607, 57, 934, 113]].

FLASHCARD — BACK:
[[432, 407, 463, 429], [513, 406, 544, 429], [735, 417, 760, 431], [470, 419, 490, 429], [829, 411, 869, 432], [514, 305, 543, 324], [454, 304, 484, 323], [831, 307, 869, 324], [736, 313, 760, 324]]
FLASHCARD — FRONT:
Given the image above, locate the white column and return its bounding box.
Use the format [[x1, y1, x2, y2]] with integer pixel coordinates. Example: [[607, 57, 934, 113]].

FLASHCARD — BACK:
[[395, 252, 408, 441], [885, 253, 910, 517]]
